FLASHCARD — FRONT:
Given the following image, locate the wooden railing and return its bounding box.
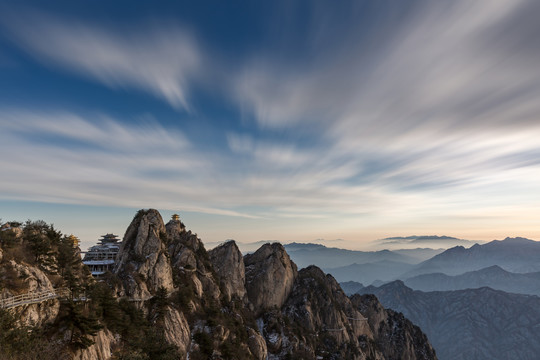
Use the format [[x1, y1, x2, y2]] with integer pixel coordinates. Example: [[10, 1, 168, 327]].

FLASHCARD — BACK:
[[0, 287, 70, 309]]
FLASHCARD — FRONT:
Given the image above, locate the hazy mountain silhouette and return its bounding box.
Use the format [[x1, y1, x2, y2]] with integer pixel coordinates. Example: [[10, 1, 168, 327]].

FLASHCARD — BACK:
[[404, 265, 540, 296], [359, 281, 540, 360], [373, 235, 482, 250], [282, 243, 417, 269], [403, 237, 540, 277], [324, 260, 414, 285]]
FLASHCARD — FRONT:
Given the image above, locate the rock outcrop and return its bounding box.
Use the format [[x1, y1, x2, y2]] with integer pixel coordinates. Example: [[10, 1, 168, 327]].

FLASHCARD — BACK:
[[256, 265, 376, 359], [114, 209, 174, 298], [3, 261, 60, 327], [247, 327, 268, 360], [166, 216, 221, 303], [351, 293, 438, 360], [244, 243, 297, 314], [75, 329, 117, 360], [208, 240, 246, 302], [286, 266, 372, 341], [159, 306, 191, 355]]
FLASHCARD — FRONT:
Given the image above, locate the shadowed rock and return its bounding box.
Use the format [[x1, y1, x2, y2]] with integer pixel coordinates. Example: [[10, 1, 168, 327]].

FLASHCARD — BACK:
[[114, 209, 174, 298], [208, 240, 246, 302], [244, 243, 297, 314]]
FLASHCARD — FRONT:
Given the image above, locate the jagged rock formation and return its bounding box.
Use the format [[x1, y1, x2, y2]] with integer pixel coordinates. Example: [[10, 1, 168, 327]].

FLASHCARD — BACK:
[[165, 214, 221, 303], [351, 294, 437, 360], [114, 209, 174, 298], [159, 306, 191, 354], [3, 260, 60, 328], [244, 243, 297, 314], [208, 240, 246, 302], [74, 329, 116, 360], [259, 265, 374, 359], [1, 210, 437, 360]]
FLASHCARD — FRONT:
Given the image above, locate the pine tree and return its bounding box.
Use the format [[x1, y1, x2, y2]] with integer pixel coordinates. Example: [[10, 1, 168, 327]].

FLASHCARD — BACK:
[[60, 301, 103, 349]]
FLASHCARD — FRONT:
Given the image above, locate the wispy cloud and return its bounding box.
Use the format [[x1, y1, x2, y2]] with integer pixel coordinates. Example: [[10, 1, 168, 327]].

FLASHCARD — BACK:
[[235, 0, 540, 137], [1, 11, 202, 110], [2, 2, 540, 243]]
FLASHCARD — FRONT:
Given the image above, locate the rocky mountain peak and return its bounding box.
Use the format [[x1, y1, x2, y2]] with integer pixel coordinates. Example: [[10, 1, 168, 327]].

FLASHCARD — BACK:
[[114, 209, 174, 298], [208, 240, 246, 302], [244, 242, 298, 314], [282, 265, 373, 348], [351, 293, 438, 360]]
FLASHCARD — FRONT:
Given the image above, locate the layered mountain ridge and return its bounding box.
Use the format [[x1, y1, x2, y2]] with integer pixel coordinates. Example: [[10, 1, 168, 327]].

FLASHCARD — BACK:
[[404, 237, 540, 277], [358, 281, 540, 360]]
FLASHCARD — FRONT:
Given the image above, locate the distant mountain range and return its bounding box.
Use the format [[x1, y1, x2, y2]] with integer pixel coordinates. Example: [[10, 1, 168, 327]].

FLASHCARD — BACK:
[[323, 260, 415, 285], [282, 242, 437, 269], [358, 281, 540, 360], [372, 235, 482, 250], [404, 237, 540, 277], [404, 265, 540, 296], [340, 281, 366, 295]]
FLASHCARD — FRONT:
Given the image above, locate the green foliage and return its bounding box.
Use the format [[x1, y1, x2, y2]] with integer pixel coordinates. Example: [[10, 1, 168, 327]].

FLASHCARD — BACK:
[[193, 331, 213, 357], [218, 339, 252, 360], [58, 300, 103, 349], [109, 297, 182, 360], [88, 282, 124, 332], [0, 227, 19, 249], [0, 309, 58, 360], [131, 253, 147, 263], [23, 220, 60, 266], [133, 209, 148, 224], [0, 261, 27, 293], [159, 231, 169, 244], [151, 286, 170, 322], [56, 236, 82, 277], [138, 329, 181, 360]]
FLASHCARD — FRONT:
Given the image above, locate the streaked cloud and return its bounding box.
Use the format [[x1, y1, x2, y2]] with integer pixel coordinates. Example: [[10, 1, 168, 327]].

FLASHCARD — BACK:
[[235, 0, 540, 137], [1, 11, 201, 110], [1, 1, 540, 245]]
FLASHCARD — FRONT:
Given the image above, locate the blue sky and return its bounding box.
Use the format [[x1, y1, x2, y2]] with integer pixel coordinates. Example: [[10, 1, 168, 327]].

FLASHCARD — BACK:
[[1, 0, 540, 250]]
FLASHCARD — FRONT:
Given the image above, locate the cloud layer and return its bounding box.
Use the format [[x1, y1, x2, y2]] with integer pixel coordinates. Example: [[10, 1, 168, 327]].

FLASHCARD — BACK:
[[2, 11, 202, 110], [1, 1, 540, 243]]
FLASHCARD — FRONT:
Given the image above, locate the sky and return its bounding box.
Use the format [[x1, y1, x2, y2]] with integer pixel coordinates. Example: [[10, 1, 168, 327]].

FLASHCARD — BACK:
[[1, 0, 540, 251]]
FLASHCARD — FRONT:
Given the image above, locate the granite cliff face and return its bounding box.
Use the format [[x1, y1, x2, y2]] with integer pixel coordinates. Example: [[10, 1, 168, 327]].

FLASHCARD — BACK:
[[3, 260, 60, 328], [351, 293, 437, 360], [114, 209, 174, 298], [1, 210, 437, 360], [208, 240, 246, 302], [244, 243, 297, 314]]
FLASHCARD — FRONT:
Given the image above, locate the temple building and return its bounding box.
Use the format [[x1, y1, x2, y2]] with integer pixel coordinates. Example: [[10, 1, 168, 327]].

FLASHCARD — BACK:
[[66, 234, 80, 248], [82, 233, 121, 277]]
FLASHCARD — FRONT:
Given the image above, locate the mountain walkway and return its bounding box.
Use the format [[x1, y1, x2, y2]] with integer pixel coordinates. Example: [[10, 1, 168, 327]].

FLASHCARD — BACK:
[[0, 287, 71, 309]]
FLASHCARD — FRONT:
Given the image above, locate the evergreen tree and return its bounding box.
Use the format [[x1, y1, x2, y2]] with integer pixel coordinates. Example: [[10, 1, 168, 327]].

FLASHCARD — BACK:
[[89, 282, 124, 332], [57, 235, 82, 277], [59, 301, 102, 349]]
